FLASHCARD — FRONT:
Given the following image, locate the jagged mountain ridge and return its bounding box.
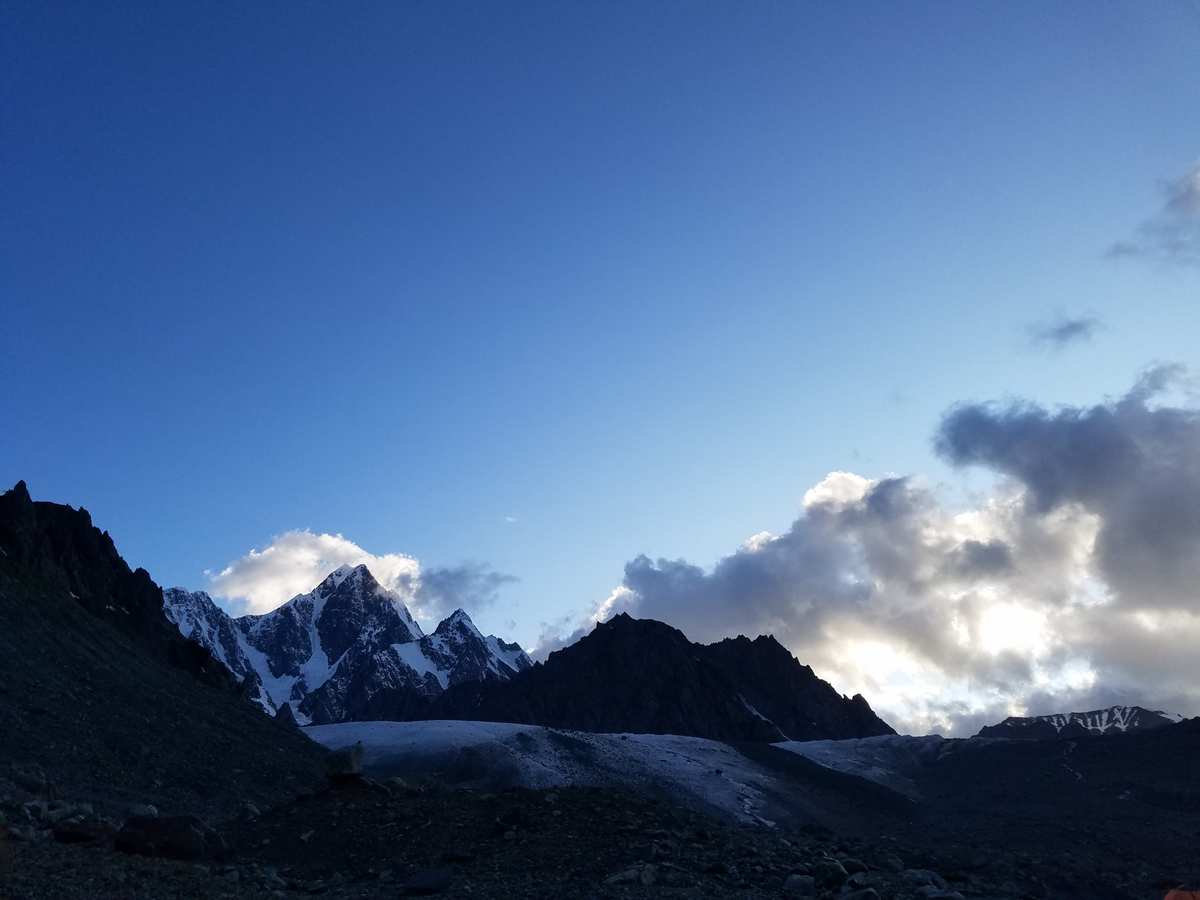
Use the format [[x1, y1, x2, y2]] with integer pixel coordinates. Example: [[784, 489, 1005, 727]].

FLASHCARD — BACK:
[[0, 481, 326, 817], [976, 705, 1181, 739], [163, 565, 532, 724], [424, 612, 895, 742]]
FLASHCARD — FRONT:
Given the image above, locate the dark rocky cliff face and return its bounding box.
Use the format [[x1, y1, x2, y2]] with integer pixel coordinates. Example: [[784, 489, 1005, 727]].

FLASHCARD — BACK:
[[700, 634, 893, 741], [0, 481, 326, 818], [0, 480, 229, 687], [426, 613, 895, 742]]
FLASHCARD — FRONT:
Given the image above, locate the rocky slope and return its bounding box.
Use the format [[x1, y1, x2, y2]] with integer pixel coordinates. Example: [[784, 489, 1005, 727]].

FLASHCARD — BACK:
[[0, 481, 326, 820], [425, 613, 894, 742], [976, 705, 1181, 739], [163, 567, 531, 725]]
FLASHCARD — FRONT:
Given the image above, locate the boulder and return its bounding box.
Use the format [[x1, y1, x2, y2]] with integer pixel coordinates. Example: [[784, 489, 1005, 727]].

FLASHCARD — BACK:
[[903, 868, 948, 889], [813, 858, 848, 887], [52, 820, 111, 845], [782, 872, 816, 895], [115, 815, 227, 861]]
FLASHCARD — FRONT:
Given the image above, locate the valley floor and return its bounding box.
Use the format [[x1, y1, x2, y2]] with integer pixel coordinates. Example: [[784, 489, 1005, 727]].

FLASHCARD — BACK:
[[0, 778, 1133, 900], [4, 721, 1200, 899]]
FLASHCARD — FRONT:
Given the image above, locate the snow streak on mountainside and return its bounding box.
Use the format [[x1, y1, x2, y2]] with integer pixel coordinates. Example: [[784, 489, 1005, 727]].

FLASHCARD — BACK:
[[163, 565, 531, 724], [975, 705, 1181, 739]]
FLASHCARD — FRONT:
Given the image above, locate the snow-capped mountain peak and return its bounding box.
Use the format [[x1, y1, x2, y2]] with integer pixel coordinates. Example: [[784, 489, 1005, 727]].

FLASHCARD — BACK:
[[326, 563, 360, 587], [976, 704, 1182, 739], [435, 608, 483, 638], [162, 565, 528, 725]]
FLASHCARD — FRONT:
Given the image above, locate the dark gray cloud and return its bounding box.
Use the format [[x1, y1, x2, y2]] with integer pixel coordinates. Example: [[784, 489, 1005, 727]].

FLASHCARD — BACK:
[[937, 365, 1200, 610], [1027, 315, 1103, 350], [1107, 163, 1200, 266], [949, 539, 1014, 579], [416, 562, 518, 620]]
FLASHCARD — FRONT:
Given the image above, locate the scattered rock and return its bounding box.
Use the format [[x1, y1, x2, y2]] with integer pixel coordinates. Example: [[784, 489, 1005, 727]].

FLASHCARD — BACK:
[[126, 803, 158, 818]]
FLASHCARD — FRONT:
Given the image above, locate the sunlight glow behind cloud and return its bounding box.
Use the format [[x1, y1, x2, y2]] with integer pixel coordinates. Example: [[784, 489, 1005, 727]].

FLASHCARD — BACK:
[[536, 369, 1200, 736]]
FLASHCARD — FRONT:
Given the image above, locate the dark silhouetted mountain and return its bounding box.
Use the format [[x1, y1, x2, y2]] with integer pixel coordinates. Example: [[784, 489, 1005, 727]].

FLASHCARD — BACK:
[[701, 633, 895, 740], [424, 613, 895, 742], [0, 481, 326, 818], [164, 567, 531, 725], [0, 481, 228, 686], [976, 705, 1182, 739]]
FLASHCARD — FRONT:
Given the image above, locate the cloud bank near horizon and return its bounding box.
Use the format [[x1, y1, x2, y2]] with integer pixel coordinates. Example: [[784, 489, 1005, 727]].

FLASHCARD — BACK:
[[203, 367, 1200, 738], [539, 366, 1200, 737]]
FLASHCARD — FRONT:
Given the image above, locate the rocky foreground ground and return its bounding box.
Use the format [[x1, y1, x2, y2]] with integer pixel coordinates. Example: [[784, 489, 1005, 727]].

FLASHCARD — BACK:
[[2, 771, 1193, 900]]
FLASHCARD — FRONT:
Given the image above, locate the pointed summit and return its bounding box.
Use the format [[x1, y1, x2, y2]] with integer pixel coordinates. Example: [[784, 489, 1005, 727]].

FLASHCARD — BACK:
[[7, 480, 31, 504], [434, 608, 482, 639], [320, 563, 366, 591]]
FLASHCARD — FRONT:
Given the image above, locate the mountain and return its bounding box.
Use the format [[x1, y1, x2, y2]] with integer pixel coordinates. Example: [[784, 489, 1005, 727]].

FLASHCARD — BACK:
[[0, 481, 325, 817], [424, 612, 895, 742], [163, 566, 532, 725], [976, 705, 1182, 739]]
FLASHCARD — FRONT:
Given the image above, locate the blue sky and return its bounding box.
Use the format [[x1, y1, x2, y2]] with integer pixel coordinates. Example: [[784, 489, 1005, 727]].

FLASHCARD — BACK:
[[4, 3, 1199, 729]]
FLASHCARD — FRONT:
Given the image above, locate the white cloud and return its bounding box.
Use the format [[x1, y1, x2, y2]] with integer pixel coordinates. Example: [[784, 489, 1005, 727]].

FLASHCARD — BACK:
[[801, 470, 872, 509], [207, 530, 420, 614], [206, 530, 514, 623]]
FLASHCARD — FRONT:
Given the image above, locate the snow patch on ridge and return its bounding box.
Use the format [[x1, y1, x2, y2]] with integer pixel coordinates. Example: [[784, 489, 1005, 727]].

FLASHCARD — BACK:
[[392, 642, 450, 689], [486, 635, 532, 674]]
